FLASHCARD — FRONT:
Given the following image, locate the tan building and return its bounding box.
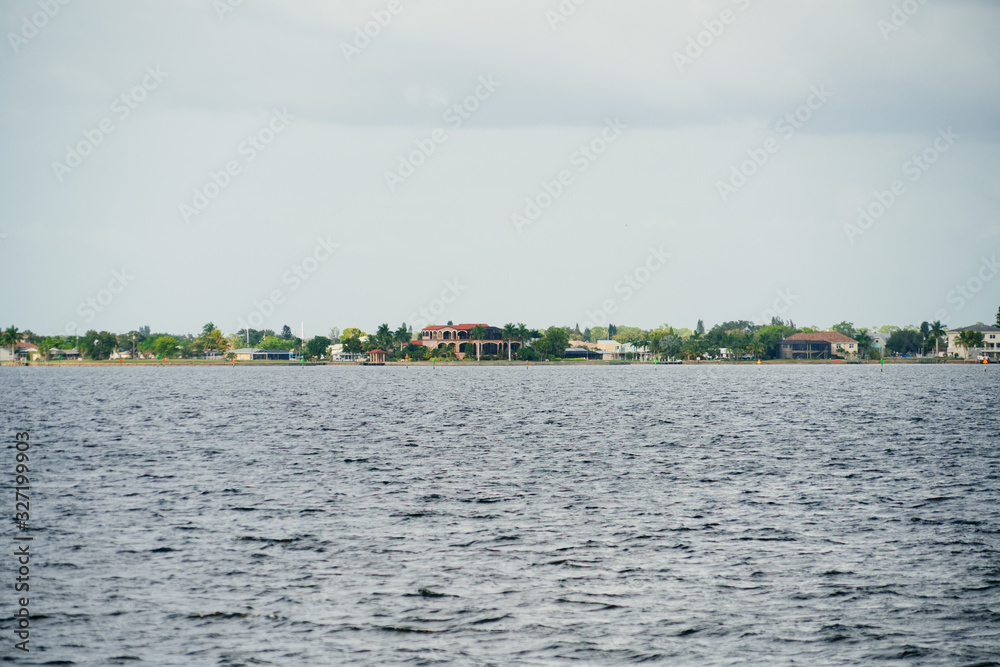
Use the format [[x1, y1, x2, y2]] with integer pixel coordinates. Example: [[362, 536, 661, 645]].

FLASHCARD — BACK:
[[778, 332, 858, 359], [946, 324, 1000, 360], [418, 324, 512, 359]]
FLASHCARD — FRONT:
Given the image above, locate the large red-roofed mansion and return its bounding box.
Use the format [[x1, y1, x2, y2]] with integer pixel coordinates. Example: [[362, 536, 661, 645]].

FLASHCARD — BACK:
[[415, 324, 518, 359]]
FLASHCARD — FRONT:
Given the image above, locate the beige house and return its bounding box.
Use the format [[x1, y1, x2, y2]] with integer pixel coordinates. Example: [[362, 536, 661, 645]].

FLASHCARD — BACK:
[[778, 332, 858, 359], [946, 324, 1000, 360], [594, 339, 650, 360], [418, 324, 509, 359]]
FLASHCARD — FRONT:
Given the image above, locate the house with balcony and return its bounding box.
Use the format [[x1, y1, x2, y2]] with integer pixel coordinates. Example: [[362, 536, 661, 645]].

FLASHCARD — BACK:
[[946, 324, 1000, 360], [594, 339, 651, 361], [418, 324, 510, 359], [230, 348, 294, 361], [778, 332, 858, 359]]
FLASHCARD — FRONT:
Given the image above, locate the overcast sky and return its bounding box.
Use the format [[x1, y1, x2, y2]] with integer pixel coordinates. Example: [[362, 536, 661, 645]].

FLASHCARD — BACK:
[[1, 0, 998, 337]]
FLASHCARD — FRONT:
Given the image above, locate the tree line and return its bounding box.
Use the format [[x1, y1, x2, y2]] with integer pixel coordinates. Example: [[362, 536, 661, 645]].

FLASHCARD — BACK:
[[3, 306, 998, 361]]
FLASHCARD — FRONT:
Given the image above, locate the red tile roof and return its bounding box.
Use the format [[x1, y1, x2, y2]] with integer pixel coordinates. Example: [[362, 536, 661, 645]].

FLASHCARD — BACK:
[[784, 332, 858, 343], [421, 323, 494, 331]]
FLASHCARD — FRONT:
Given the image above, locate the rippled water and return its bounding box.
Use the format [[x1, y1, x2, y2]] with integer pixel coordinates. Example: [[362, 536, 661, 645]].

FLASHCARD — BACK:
[[2, 365, 999, 665]]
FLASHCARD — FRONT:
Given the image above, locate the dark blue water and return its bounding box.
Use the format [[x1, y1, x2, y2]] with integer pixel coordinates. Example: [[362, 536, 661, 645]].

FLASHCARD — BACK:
[[2, 365, 999, 665]]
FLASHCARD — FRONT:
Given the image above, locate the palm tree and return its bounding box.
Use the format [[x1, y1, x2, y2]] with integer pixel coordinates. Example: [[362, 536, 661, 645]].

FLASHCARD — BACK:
[[2, 325, 20, 361], [854, 328, 873, 360], [928, 321, 946, 357], [502, 323, 517, 361], [919, 321, 931, 353], [469, 325, 486, 361], [958, 330, 984, 360], [516, 323, 529, 358], [375, 323, 393, 351], [635, 337, 651, 361], [394, 323, 410, 351]]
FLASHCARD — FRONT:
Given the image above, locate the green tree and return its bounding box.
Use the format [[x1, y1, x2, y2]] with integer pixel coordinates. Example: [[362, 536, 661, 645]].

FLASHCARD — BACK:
[[502, 323, 517, 361], [394, 324, 410, 351], [305, 336, 332, 360], [695, 319, 705, 336], [928, 321, 947, 357], [280, 325, 293, 340], [372, 324, 394, 351], [342, 336, 363, 355], [957, 330, 985, 359], [680, 337, 704, 360], [919, 321, 931, 351], [854, 328, 873, 359], [831, 321, 857, 340], [260, 335, 295, 350], [38, 336, 62, 361], [516, 323, 529, 353], [78, 330, 117, 360], [469, 325, 486, 360], [149, 335, 180, 358], [541, 326, 570, 358], [235, 329, 265, 347], [995, 307, 1000, 328], [754, 323, 796, 360], [1, 325, 19, 360], [516, 346, 539, 361], [196, 323, 227, 357], [886, 329, 922, 356]]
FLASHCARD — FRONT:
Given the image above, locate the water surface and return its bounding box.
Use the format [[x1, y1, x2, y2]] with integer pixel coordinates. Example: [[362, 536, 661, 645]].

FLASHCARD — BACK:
[[2, 365, 998, 665]]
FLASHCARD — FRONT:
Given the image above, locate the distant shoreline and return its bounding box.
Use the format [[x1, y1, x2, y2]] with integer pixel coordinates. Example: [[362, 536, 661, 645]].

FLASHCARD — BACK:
[[4, 358, 982, 368]]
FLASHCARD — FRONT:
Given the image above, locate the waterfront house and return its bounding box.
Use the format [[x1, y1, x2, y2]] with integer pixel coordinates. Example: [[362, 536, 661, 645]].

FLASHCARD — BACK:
[[368, 349, 387, 364], [230, 348, 293, 361], [0, 341, 40, 362], [327, 344, 365, 362], [778, 332, 858, 359], [595, 339, 650, 360], [418, 324, 509, 359], [946, 324, 1000, 360]]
